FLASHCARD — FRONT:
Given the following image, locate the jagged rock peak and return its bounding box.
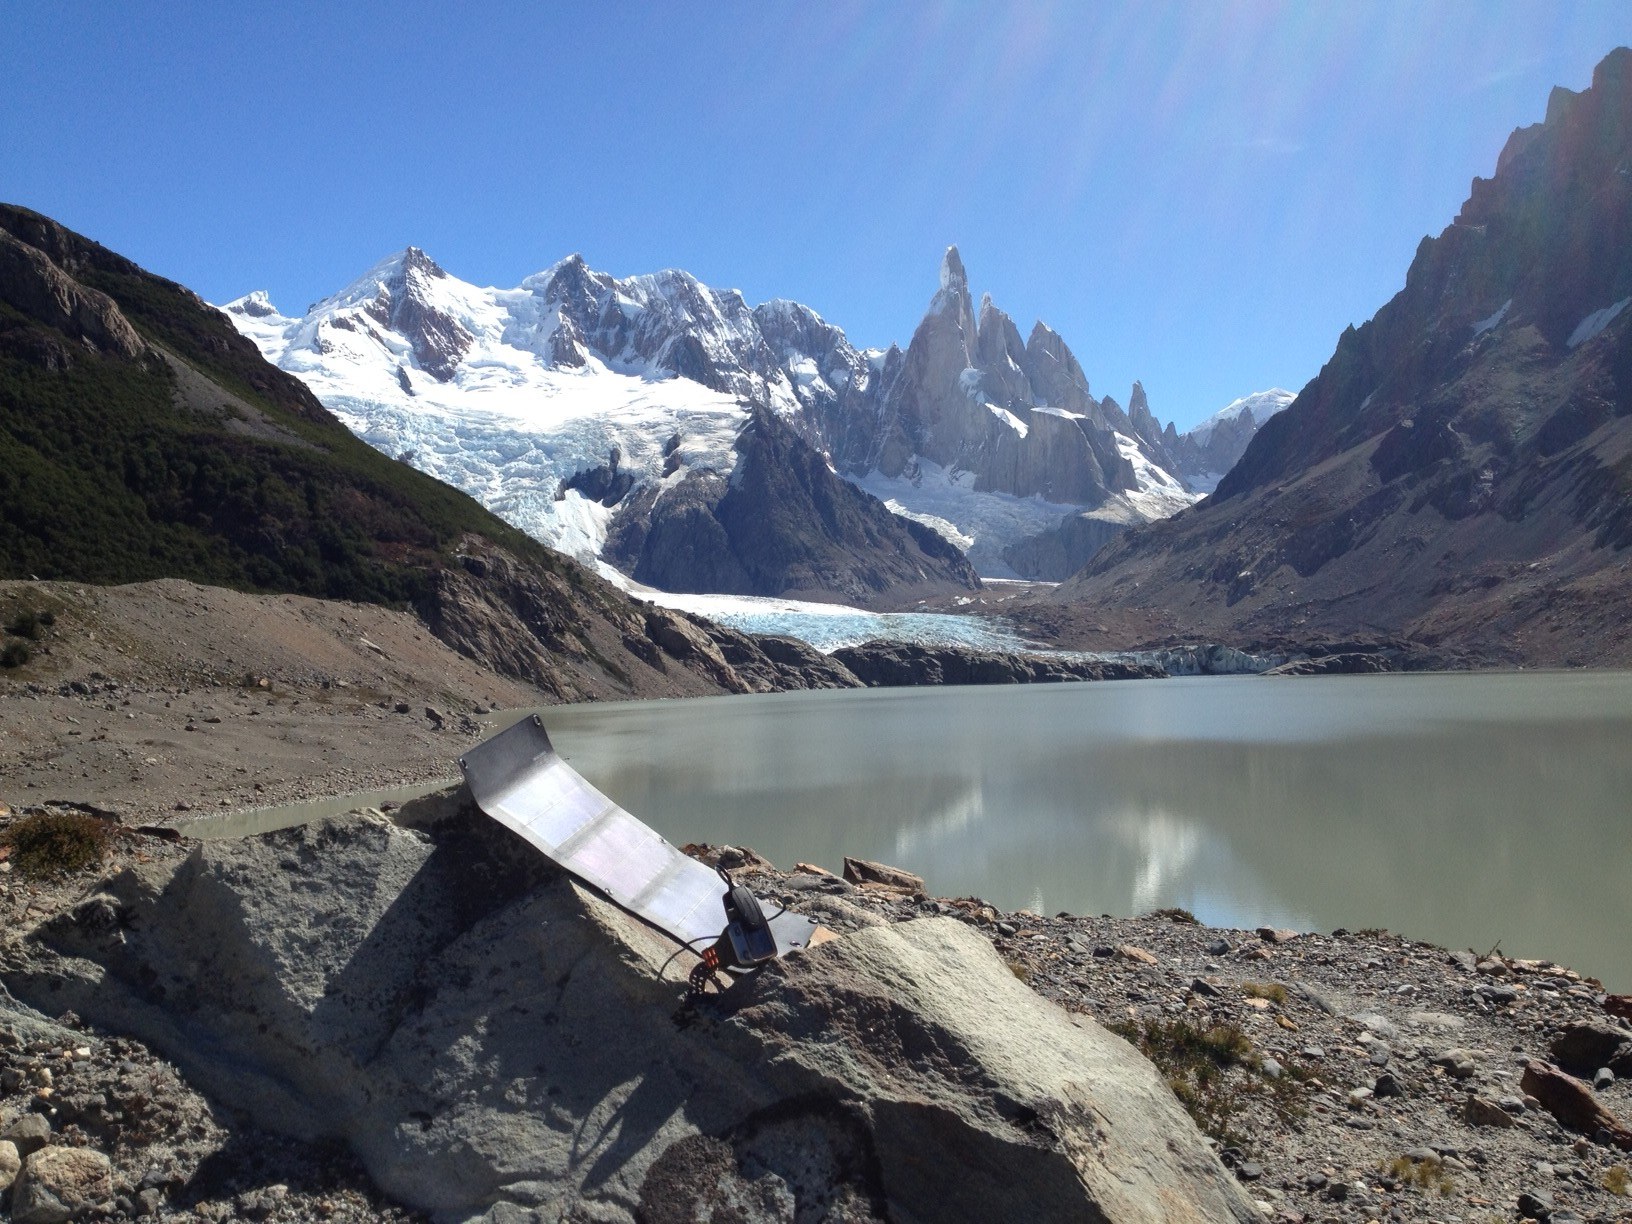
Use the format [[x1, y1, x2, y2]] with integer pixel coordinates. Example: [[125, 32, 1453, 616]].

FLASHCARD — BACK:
[[940, 244, 967, 291], [399, 246, 446, 279], [976, 292, 1018, 337], [225, 290, 279, 318], [1592, 44, 1632, 92], [328, 246, 449, 307], [1546, 84, 1583, 125], [1027, 320, 1061, 347], [523, 251, 598, 302], [530, 251, 590, 282]]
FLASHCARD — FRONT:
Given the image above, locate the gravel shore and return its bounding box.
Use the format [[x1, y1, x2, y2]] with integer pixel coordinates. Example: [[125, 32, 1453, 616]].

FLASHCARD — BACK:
[[3, 821, 1630, 1222], [734, 853, 1632, 1224]]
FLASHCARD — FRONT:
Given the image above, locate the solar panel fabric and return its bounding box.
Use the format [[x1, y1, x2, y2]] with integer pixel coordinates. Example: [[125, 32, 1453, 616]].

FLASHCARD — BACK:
[[459, 715, 818, 955]]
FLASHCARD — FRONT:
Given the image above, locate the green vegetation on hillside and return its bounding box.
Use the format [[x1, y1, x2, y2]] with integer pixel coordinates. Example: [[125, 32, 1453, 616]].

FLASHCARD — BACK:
[[0, 322, 507, 600], [0, 205, 554, 605]]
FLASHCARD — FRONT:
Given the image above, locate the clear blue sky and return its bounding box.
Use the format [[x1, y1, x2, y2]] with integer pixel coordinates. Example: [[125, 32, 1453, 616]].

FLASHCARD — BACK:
[[2, 2, 1627, 429]]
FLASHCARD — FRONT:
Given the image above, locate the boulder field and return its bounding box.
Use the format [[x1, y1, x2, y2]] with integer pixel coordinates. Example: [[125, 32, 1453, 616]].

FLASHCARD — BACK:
[[1, 795, 1255, 1223]]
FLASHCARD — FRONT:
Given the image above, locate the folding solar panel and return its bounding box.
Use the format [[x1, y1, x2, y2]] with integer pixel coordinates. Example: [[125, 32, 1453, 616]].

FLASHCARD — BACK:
[[460, 715, 819, 956]]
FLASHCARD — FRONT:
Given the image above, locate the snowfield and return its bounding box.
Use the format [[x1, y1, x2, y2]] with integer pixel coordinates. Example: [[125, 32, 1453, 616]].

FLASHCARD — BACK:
[[854, 459, 1088, 577], [317, 372, 747, 563], [1185, 388, 1295, 444], [1113, 433, 1203, 520], [1567, 297, 1631, 349]]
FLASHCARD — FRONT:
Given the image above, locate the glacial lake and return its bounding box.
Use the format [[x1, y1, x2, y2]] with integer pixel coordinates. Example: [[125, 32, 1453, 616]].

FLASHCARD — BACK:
[[527, 673, 1632, 992]]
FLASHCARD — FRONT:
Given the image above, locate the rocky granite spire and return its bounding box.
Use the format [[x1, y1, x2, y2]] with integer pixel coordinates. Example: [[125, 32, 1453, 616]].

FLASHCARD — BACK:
[[927, 244, 978, 355], [973, 293, 1033, 413]]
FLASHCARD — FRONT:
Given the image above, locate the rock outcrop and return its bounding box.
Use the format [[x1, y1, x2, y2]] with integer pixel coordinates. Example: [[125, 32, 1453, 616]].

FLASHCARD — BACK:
[[1, 806, 1256, 1223], [0, 230, 146, 362], [831, 640, 1163, 686]]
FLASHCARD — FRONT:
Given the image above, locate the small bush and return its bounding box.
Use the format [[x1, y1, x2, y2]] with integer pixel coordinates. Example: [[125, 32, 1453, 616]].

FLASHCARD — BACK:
[[1110, 1016, 1256, 1143], [1111, 1014, 1311, 1148], [1151, 906, 1198, 924], [1607, 1164, 1631, 1196], [5, 609, 44, 639], [0, 810, 112, 877], [1384, 1154, 1456, 1196], [1242, 981, 1289, 1005], [0, 640, 31, 668]]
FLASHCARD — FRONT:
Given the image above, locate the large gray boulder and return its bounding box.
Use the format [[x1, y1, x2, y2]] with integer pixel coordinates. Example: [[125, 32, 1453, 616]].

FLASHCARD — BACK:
[[0, 803, 1255, 1223]]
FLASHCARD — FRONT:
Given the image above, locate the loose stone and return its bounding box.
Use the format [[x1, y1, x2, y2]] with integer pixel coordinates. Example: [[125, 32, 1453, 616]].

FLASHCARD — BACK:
[[1465, 1096, 1519, 1128], [0, 1114, 50, 1158], [0, 1139, 20, 1192], [1516, 1188, 1556, 1218]]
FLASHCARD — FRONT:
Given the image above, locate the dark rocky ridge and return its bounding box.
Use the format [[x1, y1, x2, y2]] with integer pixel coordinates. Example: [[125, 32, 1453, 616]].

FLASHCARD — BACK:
[[1042, 48, 1632, 668], [831, 640, 1163, 686], [605, 409, 982, 603]]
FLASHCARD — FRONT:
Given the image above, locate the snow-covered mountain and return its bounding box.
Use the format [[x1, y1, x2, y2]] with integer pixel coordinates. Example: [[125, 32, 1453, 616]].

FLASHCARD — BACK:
[[1172, 389, 1296, 493], [223, 246, 1219, 589], [226, 249, 769, 565]]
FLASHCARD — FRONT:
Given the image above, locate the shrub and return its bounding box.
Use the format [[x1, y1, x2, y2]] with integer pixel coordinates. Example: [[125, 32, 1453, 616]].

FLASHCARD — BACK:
[[1242, 981, 1290, 1005], [1151, 906, 1198, 924], [1110, 1015, 1310, 1148], [0, 810, 112, 877], [1607, 1165, 1630, 1196], [1384, 1154, 1456, 1196], [1110, 1016, 1255, 1142], [0, 639, 30, 668], [5, 608, 44, 639]]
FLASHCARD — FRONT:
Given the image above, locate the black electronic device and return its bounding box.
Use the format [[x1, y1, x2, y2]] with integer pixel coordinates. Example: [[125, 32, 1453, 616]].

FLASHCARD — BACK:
[[720, 882, 779, 968]]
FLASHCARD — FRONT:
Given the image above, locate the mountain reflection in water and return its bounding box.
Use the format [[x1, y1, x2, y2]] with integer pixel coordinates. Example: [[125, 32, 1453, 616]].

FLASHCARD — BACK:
[[539, 673, 1632, 990]]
